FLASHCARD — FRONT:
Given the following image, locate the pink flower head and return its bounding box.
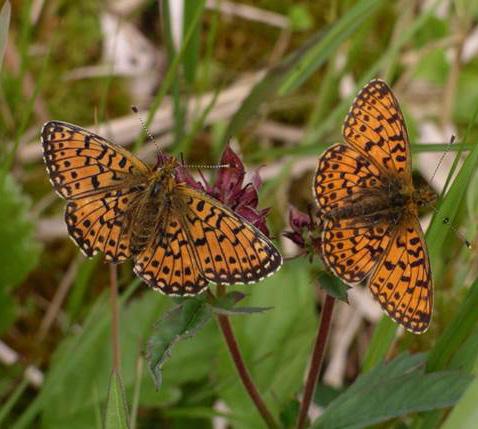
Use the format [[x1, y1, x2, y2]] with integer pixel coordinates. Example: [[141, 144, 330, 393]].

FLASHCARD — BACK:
[[174, 145, 271, 237], [283, 206, 321, 255]]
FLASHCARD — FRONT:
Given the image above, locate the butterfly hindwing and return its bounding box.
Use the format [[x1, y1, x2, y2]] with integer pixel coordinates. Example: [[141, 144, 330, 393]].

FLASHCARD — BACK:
[[369, 216, 432, 333], [321, 215, 396, 285], [65, 186, 146, 262], [133, 211, 209, 295]]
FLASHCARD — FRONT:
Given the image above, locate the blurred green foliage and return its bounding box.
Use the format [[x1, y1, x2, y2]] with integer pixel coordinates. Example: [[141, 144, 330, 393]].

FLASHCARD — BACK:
[[1, 0, 478, 428]]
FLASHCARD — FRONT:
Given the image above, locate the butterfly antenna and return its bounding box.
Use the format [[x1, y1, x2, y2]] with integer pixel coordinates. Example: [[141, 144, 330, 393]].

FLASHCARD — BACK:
[[430, 134, 455, 185], [131, 105, 162, 154], [442, 216, 472, 249], [183, 162, 230, 169], [425, 134, 471, 249], [177, 145, 229, 170]]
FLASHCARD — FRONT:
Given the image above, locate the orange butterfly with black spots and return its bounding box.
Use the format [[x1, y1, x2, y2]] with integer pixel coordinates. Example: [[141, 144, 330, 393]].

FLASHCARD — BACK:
[[41, 121, 282, 295], [314, 79, 436, 334]]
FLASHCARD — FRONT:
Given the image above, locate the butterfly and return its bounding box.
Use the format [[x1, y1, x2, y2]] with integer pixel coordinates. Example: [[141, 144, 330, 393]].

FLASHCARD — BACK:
[[313, 79, 437, 334], [41, 121, 282, 296]]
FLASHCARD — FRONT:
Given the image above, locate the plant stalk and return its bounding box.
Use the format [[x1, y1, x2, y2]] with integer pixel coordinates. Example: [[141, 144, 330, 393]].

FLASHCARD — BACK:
[[296, 293, 335, 429], [213, 286, 279, 429], [109, 264, 121, 372]]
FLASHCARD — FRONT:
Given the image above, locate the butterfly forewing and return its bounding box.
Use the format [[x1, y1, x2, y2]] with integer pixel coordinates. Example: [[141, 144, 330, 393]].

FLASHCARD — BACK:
[[178, 186, 283, 285], [42, 121, 152, 262], [314, 143, 386, 214], [42, 121, 151, 199], [343, 79, 411, 178]]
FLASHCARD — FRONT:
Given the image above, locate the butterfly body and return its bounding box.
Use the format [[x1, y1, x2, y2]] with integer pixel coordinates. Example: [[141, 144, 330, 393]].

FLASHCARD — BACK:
[[314, 79, 436, 333], [42, 121, 282, 296]]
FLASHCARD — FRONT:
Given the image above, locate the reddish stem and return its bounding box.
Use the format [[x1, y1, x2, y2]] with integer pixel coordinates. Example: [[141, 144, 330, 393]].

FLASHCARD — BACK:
[[211, 287, 279, 429], [296, 293, 335, 429]]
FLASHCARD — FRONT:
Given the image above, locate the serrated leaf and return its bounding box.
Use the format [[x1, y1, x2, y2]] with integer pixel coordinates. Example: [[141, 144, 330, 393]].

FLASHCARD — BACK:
[[215, 291, 246, 307], [0, 174, 40, 289], [211, 305, 273, 316], [317, 271, 350, 303], [147, 297, 212, 389], [313, 353, 473, 429], [104, 371, 130, 429], [209, 291, 273, 316], [0, 1, 11, 73]]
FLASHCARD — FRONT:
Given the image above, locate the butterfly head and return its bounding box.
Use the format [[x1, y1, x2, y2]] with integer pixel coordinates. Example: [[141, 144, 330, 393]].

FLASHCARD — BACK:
[[411, 175, 438, 209], [154, 152, 178, 170]]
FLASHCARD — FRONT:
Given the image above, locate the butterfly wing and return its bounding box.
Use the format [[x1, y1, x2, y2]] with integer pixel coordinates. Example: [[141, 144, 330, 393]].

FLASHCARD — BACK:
[[369, 216, 432, 334], [320, 214, 396, 285], [178, 185, 282, 284], [178, 186, 282, 285], [314, 143, 387, 215], [41, 121, 151, 262], [133, 209, 209, 295], [133, 185, 282, 296], [343, 79, 411, 178]]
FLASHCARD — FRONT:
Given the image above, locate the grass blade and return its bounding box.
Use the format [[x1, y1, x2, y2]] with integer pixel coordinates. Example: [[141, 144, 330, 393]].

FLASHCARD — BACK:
[[0, 1, 11, 73], [221, 0, 384, 147], [104, 371, 130, 429]]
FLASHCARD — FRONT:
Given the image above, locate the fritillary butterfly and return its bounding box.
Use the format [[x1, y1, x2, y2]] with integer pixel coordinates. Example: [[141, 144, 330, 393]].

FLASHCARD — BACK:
[[313, 79, 437, 334], [41, 121, 282, 295]]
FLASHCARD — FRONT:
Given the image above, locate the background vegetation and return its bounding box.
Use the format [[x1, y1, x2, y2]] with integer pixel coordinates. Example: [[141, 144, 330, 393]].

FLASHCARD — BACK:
[[1, 0, 478, 428]]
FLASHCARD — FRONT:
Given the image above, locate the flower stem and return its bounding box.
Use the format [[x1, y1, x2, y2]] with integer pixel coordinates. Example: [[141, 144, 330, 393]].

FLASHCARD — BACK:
[[296, 293, 335, 429], [212, 286, 279, 429], [109, 264, 121, 371]]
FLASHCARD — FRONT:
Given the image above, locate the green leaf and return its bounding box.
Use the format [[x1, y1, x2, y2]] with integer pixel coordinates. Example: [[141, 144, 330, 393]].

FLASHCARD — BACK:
[[314, 383, 343, 408], [14, 282, 183, 429], [317, 271, 350, 303], [147, 297, 212, 390], [104, 371, 130, 429], [221, 0, 384, 146], [279, 399, 300, 428], [0, 174, 40, 289], [0, 1, 10, 73], [441, 373, 478, 429], [427, 277, 478, 372], [210, 291, 273, 316], [313, 353, 473, 429], [361, 316, 397, 372]]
